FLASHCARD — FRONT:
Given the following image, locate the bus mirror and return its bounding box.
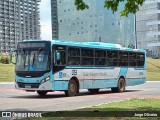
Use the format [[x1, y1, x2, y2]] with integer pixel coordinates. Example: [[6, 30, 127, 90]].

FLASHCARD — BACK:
[[10, 49, 16, 64], [56, 51, 60, 61]]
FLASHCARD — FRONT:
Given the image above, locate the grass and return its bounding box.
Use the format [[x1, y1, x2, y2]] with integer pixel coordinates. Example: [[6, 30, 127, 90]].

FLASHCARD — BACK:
[[146, 59, 160, 81], [147, 59, 160, 72], [0, 63, 15, 82], [25, 98, 160, 120], [89, 98, 160, 111], [0, 59, 160, 82]]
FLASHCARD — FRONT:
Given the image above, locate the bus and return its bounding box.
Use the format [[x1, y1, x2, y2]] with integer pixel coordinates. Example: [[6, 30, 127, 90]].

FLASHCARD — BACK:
[[10, 40, 146, 96]]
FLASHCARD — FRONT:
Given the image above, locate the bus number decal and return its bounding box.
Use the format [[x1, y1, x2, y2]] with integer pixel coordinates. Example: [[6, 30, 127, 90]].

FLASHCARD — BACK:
[[139, 72, 143, 76], [72, 70, 77, 75]]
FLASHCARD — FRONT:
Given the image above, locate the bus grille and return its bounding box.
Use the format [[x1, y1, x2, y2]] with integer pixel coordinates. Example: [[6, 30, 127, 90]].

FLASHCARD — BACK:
[[17, 82, 40, 88]]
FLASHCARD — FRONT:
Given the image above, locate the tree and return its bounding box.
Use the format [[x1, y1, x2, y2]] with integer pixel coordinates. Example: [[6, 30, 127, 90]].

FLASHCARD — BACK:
[[75, 0, 145, 16]]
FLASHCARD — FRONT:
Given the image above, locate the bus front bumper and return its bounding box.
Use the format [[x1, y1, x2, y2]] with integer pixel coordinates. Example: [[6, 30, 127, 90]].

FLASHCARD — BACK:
[[15, 81, 52, 91]]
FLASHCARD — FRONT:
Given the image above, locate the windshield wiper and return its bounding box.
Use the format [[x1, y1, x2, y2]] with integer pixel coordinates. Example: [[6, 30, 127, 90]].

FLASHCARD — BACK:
[[38, 48, 42, 56], [32, 53, 36, 67]]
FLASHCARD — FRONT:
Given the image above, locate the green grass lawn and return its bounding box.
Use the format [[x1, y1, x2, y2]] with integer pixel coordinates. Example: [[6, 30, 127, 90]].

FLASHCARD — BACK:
[[147, 59, 160, 81], [0, 63, 15, 82], [0, 59, 160, 82], [27, 98, 160, 120]]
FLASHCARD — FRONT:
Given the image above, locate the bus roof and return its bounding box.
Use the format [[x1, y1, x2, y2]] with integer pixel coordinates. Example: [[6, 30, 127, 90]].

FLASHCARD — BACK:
[[51, 40, 146, 53], [21, 39, 145, 53]]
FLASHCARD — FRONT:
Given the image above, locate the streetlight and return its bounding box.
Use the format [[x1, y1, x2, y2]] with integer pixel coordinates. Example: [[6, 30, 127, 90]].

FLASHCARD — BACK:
[[134, 14, 137, 49]]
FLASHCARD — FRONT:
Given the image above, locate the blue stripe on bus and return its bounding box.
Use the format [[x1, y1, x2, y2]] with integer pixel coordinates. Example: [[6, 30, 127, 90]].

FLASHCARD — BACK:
[[118, 67, 128, 79]]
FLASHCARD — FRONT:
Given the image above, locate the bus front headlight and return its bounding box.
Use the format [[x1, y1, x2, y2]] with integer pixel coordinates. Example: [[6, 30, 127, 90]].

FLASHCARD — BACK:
[[40, 77, 50, 84]]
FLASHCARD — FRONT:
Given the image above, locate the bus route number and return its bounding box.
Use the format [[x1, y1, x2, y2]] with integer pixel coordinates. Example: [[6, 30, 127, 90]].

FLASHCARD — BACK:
[[72, 70, 77, 75], [139, 72, 143, 75]]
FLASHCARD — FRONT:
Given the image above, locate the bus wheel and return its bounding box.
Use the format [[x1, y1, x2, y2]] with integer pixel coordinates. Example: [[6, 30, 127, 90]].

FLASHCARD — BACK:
[[37, 91, 48, 96], [88, 89, 99, 94], [65, 79, 77, 97], [111, 78, 125, 93]]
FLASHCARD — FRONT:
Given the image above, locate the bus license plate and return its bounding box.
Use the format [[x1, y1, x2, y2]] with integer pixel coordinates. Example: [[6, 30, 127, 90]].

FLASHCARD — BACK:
[[25, 85, 31, 88]]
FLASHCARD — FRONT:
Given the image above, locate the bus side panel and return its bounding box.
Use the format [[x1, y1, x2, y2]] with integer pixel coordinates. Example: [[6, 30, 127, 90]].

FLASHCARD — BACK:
[[118, 67, 128, 78], [126, 68, 146, 86], [98, 79, 117, 88], [82, 79, 117, 89], [126, 78, 145, 86], [83, 80, 93, 89], [54, 81, 69, 90]]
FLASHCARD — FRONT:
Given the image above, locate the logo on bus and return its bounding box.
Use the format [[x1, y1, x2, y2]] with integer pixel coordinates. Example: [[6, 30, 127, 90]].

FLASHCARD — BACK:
[[59, 72, 63, 78]]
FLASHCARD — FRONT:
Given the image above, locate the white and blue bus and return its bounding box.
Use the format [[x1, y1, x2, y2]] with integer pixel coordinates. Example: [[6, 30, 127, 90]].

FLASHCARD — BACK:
[[10, 40, 146, 96]]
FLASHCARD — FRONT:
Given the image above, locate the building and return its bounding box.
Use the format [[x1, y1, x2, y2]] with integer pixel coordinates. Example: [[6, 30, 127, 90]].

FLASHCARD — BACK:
[[136, 0, 160, 58], [51, 0, 135, 47], [0, 0, 41, 53]]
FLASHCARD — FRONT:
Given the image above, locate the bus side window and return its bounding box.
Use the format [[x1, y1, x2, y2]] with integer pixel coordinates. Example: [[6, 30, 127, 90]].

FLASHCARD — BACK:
[[81, 48, 94, 66], [107, 51, 118, 66], [137, 53, 145, 66], [95, 50, 106, 66], [68, 47, 80, 65], [56, 51, 66, 65], [128, 52, 136, 67]]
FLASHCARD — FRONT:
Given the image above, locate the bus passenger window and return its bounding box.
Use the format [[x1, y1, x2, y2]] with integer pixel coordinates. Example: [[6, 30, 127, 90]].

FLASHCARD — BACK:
[[68, 47, 80, 65], [137, 53, 145, 66], [56, 51, 66, 65], [107, 51, 118, 66]]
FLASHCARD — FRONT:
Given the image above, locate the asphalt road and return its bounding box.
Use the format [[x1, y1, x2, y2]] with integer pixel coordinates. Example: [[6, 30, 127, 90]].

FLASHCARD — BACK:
[[0, 81, 160, 111]]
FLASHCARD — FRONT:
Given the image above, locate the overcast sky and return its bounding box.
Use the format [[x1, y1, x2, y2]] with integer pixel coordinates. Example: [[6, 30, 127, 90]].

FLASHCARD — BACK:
[[40, 0, 52, 40]]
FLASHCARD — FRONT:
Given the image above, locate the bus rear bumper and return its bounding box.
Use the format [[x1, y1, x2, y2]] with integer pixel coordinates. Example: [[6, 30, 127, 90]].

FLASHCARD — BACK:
[[15, 81, 52, 91]]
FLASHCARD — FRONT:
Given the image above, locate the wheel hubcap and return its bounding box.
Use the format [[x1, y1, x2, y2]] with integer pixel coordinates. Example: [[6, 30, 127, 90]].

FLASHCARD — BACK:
[[70, 84, 75, 93], [120, 80, 124, 90]]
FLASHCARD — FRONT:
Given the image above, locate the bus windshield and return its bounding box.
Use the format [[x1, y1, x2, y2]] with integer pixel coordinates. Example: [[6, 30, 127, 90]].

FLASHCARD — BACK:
[[16, 49, 50, 72]]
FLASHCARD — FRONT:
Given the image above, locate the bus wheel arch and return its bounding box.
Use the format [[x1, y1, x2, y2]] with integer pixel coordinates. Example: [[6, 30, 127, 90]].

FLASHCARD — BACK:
[[111, 76, 126, 93], [65, 77, 79, 96]]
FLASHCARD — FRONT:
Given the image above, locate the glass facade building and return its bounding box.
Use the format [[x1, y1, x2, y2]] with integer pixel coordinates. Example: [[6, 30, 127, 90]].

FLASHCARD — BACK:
[[136, 0, 160, 58], [0, 0, 41, 53], [51, 0, 135, 47]]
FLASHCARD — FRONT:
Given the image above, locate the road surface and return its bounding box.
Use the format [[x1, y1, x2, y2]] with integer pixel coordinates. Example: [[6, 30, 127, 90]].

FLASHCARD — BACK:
[[0, 81, 160, 111]]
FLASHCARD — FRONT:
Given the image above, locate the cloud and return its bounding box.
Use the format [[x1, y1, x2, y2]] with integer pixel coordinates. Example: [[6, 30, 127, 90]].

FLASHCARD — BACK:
[[40, 0, 52, 40]]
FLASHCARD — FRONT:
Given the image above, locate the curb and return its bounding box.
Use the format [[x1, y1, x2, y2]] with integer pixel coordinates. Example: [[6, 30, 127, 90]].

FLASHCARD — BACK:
[[0, 82, 14, 84]]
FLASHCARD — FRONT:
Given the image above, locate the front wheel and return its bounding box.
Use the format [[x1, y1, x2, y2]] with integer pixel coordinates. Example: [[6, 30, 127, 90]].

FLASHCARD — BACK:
[[65, 79, 78, 97], [37, 91, 48, 96], [111, 78, 125, 93]]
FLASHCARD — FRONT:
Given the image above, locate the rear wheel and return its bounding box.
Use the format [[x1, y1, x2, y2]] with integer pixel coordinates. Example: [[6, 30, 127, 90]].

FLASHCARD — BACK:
[[65, 79, 78, 97], [37, 91, 48, 96], [111, 78, 125, 93], [88, 89, 99, 94]]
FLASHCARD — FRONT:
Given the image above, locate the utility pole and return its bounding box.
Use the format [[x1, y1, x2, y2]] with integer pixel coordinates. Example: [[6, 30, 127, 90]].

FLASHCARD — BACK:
[[134, 14, 137, 49]]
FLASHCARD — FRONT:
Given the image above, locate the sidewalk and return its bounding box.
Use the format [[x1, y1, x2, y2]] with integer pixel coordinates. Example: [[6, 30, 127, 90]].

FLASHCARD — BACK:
[[0, 82, 14, 84]]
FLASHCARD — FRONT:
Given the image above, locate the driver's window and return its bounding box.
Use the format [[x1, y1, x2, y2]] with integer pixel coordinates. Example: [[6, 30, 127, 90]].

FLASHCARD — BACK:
[[56, 51, 66, 65]]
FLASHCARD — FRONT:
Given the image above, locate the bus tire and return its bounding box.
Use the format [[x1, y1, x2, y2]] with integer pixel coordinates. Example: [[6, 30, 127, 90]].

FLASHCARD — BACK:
[[111, 78, 125, 93], [88, 89, 99, 94], [65, 79, 77, 97], [37, 91, 48, 96]]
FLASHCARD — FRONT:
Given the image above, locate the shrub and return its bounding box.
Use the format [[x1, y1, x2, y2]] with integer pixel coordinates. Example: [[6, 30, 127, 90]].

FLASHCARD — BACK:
[[0, 54, 10, 64]]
